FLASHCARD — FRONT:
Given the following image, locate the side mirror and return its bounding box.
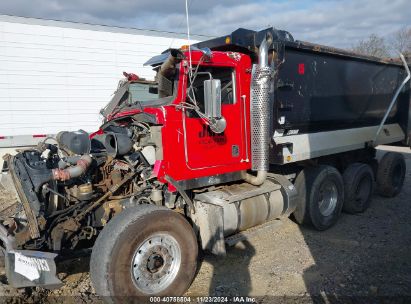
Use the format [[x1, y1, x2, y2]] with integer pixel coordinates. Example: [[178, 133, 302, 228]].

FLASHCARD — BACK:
[[204, 79, 222, 118], [204, 79, 226, 133]]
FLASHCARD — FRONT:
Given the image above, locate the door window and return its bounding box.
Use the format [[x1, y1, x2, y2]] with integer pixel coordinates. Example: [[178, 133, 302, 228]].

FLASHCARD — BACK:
[[186, 67, 235, 116]]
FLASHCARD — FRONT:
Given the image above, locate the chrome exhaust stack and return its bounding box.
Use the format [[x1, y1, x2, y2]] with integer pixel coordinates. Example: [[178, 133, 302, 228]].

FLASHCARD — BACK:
[[242, 33, 273, 186]]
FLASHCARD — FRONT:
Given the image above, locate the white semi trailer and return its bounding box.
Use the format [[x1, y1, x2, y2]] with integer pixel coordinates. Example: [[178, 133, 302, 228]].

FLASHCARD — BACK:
[[0, 15, 204, 148]]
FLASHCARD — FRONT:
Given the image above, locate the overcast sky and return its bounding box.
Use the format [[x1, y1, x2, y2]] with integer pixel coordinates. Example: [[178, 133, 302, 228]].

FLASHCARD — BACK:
[[0, 0, 409, 48]]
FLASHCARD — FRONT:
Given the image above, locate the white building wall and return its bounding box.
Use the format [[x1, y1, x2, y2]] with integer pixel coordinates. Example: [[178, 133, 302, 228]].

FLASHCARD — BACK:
[[0, 16, 204, 147]]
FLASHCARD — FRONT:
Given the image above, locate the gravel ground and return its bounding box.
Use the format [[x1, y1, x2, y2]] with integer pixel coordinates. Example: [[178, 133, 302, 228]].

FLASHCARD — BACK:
[[0, 146, 410, 302]]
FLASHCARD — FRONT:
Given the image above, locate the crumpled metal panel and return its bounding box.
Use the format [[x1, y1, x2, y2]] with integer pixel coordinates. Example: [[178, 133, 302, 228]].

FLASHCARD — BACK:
[[5, 249, 62, 289]]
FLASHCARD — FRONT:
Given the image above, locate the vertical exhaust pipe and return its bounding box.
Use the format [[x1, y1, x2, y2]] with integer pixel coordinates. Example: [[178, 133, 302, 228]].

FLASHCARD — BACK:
[[242, 33, 273, 186]]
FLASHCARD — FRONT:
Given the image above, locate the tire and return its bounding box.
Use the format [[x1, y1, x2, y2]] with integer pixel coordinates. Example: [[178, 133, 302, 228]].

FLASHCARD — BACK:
[[90, 204, 198, 300], [293, 165, 344, 231], [342, 163, 374, 214], [0, 248, 4, 268], [377, 152, 406, 197], [367, 158, 379, 179]]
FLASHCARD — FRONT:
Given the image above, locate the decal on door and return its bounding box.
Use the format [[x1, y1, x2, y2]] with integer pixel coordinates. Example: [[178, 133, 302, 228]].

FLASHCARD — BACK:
[[198, 125, 226, 148]]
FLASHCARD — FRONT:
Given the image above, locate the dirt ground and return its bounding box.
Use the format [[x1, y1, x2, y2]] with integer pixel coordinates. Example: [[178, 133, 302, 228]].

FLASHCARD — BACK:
[[0, 145, 410, 302]]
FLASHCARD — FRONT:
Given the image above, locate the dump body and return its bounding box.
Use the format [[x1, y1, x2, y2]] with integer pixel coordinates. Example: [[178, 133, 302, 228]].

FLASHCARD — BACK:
[[195, 28, 411, 165], [275, 42, 410, 134]]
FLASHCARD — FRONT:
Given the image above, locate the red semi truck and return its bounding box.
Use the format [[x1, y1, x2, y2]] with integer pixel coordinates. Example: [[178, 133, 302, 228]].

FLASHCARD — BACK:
[[0, 27, 410, 298]]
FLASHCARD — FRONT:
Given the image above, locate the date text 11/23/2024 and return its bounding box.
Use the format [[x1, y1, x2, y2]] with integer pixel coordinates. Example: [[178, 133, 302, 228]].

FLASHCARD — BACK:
[[149, 297, 257, 303]]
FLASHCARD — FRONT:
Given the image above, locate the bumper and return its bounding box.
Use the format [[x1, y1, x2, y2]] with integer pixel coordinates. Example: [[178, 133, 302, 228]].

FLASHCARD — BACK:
[[0, 226, 62, 289], [4, 249, 62, 289]]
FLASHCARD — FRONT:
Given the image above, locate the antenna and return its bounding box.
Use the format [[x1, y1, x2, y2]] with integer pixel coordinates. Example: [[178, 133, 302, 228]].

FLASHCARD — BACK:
[[185, 0, 193, 78], [167, 0, 195, 49]]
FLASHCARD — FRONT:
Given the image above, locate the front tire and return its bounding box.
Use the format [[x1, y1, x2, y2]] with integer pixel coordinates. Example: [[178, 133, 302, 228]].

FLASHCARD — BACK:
[[293, 165, 344, 231], [90, 204, 198, 299]]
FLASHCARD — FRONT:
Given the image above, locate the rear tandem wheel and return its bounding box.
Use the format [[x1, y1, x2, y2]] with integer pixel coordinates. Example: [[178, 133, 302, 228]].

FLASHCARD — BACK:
[[342, 163, 374, 214], [293, 165, 344, 231], [377, 152, 406, 198]]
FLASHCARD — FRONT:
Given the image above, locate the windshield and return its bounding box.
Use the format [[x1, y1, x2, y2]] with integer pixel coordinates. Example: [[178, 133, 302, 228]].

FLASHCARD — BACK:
[[101, 76, 178, 119], [129, 82, 158, 103]]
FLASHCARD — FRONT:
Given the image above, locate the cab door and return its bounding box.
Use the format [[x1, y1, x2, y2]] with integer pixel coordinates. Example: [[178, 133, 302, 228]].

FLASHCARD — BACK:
[[183, 66, 246, 169]]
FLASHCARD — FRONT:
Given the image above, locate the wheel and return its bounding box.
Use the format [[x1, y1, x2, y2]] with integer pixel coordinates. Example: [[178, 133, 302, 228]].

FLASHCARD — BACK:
[[377, 152, 406, 197], [342, 163, 374, 214], [293, 165, 344, 231], [0, 248, 4, 268], [367, 158, 379, 179], [90, 204, 198, 299]]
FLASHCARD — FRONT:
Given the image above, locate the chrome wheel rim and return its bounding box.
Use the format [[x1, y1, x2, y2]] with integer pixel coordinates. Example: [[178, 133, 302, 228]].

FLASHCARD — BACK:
[[318, 180, 338, 217], [131, 233, 181, 294]]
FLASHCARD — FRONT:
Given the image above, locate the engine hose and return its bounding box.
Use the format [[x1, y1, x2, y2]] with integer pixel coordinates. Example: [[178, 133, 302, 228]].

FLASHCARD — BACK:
[[52, 155, 92, 181]]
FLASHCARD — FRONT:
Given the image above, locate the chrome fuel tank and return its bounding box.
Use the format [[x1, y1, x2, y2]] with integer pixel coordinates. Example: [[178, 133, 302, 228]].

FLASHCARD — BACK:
[[191, 176, 297, 255]]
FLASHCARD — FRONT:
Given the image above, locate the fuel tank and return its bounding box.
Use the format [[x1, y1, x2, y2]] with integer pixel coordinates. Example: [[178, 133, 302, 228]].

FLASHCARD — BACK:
[[191, 176, 298, 255]]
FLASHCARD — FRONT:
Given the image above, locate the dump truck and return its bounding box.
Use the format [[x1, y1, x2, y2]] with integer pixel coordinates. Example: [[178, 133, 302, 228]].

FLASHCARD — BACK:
[[0, 27, 410, 299]]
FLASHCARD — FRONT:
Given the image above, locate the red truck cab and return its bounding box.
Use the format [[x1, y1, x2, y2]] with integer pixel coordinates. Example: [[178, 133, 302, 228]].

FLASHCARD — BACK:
[[103, 50, 253, 190]]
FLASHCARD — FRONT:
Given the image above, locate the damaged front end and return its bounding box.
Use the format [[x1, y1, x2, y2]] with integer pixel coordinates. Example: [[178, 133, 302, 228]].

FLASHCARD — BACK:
[[0, 152, 63, 288], [0, 119, 164, 289]]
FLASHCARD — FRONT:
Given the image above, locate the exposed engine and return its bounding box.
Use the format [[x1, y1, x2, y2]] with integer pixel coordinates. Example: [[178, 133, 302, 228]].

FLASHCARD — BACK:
[[1, 119, 165, 253]]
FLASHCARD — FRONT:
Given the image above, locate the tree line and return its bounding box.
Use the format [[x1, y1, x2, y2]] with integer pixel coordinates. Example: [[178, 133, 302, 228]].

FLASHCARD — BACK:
[[350, 26, 411, 60]]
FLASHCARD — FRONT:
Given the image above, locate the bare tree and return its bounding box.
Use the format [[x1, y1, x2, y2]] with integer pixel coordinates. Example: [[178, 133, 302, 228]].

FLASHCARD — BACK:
[[390, 26, 411, 56], [351, 34, 390, 58]]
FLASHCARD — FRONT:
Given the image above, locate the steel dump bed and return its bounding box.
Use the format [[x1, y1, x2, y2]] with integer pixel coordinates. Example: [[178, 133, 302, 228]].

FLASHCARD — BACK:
[[194, 28, 411, 164]]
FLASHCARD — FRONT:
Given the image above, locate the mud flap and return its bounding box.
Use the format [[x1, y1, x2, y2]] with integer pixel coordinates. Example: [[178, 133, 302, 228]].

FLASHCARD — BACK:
[[5, 250, 62, 289]]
